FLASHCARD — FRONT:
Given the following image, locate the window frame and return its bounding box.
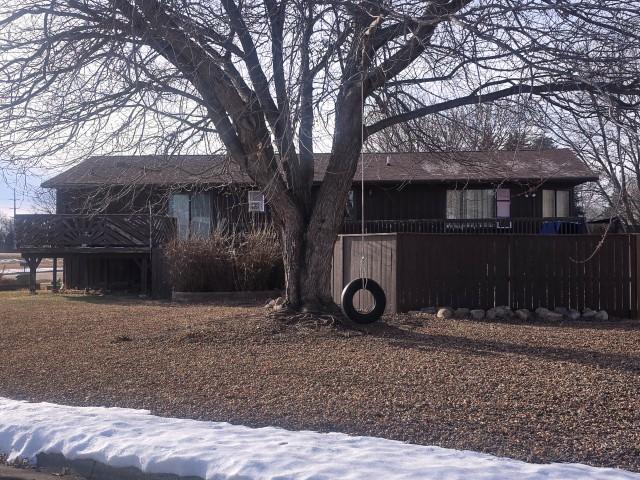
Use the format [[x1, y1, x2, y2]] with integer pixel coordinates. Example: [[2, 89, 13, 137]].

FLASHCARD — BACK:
[[168, 191, 212, 240], [542, 189, 571, 218], [446, 188, 497, 220], [247, 190, 266, 212]]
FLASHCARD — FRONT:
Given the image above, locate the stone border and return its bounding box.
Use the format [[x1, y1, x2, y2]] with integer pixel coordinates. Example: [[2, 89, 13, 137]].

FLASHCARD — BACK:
[[410, 306, 611, 322], [172, 289, 280, 304]]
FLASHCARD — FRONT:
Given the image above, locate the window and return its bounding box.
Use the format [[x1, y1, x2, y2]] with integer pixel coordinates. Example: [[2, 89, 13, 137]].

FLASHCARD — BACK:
[[542, 189, 570, 218], [169, 193, 189, 240], [556, 190, 570, 217], [190, 192, 212, 238], [446, 189, 496, 219], [496, 188, 511, 218], [169, 192, 212, 240], [346, 190, 356, 219], [248, 191, 265, 212]]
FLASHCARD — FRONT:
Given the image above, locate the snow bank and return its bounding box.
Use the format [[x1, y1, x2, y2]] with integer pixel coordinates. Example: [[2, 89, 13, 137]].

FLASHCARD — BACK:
[[0, 397, 636, 480]]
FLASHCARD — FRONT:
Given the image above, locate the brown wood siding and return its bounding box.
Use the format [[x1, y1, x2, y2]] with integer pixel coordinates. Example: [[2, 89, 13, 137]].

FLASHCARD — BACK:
[[56, 186, 169, 215], [63, 254, 147, 291], [56, 186, 270, 232], [55, 180, 581, 223], [347, 181, 578, 221]]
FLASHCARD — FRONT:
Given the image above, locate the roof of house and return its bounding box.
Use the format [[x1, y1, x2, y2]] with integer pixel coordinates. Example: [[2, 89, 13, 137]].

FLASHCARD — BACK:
[[42, 149, 598, 188]]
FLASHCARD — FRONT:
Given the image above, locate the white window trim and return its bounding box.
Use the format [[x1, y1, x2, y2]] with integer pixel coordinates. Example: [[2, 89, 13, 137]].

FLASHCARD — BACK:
[[248, 190, 265, 212]]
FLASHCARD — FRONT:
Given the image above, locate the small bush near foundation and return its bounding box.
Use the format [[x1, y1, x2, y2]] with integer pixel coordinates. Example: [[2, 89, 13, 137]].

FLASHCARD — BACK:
[[166, 228, 283, 292], [234, 228, 284, 291]]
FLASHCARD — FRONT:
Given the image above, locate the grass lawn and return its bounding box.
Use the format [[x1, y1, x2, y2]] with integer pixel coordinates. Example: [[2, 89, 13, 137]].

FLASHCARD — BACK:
[[0, 291, 639, 472]]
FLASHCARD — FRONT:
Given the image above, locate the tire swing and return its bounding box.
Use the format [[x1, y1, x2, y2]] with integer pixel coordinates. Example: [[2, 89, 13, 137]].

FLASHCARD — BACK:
[[341, 277, 386, 324], [340, 64, 386, 324]]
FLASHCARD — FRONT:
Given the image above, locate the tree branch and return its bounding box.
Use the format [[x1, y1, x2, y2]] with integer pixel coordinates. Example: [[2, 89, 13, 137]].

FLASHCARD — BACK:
[[365, 80, 640, 137]]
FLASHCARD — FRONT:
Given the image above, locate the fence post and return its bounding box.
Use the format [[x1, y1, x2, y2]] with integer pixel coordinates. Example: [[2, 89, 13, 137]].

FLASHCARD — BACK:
[[632, 235, 640, 319], [332, 235, 344, 305]]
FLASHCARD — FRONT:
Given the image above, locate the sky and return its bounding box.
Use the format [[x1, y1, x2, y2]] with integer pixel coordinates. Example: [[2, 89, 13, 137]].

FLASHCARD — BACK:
[[0, 171, 46, 217]]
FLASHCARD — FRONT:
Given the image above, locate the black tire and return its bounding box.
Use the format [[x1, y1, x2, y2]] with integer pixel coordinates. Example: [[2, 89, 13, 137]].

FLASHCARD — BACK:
[[340, 278, 386, 324]]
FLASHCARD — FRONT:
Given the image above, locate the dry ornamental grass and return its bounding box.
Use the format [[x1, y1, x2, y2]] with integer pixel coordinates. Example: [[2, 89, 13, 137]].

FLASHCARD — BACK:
[[0, 291, 638, 472]]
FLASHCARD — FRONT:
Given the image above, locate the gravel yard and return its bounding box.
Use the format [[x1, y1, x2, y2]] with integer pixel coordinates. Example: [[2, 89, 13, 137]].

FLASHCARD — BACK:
[[0, 291, 638, 472]]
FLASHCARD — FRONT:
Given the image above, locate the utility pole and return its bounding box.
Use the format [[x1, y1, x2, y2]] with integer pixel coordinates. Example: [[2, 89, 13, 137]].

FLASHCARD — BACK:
[[12, 188, 16, 250]]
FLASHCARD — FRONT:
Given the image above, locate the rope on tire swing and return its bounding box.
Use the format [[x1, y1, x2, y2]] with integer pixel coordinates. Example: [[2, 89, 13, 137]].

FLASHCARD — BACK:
[[340, 40, 387, 324]]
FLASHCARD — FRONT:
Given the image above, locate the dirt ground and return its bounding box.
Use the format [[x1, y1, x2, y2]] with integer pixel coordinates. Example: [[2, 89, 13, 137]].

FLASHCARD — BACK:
[[0, 291, 638, 472]]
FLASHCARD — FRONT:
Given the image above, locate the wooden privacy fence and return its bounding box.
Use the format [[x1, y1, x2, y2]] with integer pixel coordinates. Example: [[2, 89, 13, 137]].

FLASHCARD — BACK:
[[332, 233, 639, 318]]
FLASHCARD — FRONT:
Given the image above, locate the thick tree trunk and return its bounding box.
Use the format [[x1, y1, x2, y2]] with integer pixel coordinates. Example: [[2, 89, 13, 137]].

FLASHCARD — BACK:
[[279, 217, 341, 311], [278, 79, 364, 310], [279, 149, 361, 311]]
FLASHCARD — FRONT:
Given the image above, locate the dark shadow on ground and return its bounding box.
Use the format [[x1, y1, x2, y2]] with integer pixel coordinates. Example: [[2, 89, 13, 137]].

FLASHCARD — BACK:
[[59, 293, 166, 305], [62, 293, 266, 308], [363, 321, 640, 375]]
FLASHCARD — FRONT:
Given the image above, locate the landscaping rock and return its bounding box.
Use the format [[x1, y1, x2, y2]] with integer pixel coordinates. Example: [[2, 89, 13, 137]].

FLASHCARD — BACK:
[[595, 310, 609, 321], [454, 308, 470, 319], [582, 308, 597, 320], [420, 307, 437, 314], [514, 308, 532, 322], [437, 307, 454, 319], [544, 311, 564, 322], [487, 306, 513, 320], [535, 307, 550, 317], [554, 306, 569, 316], [494, 305, 513, 319], [566, 309, 581, 321], [470, 309, 485, 320], [535, 307, 562, 322]]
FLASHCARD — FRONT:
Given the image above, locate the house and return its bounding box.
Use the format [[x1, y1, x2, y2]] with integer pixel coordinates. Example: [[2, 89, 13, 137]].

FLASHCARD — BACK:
[[15, 149, 597, 294]]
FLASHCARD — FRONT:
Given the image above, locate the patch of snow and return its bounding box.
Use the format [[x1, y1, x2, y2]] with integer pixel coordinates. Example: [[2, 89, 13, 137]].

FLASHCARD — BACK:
[[0, 397, 637, 480], [1, 268, 53, 274], [0, 258, 20, 264]]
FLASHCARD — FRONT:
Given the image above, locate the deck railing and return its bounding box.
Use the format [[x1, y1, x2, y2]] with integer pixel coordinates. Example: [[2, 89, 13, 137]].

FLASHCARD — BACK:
[[341, 217, 587, 235], [15, 214, 176, 249]]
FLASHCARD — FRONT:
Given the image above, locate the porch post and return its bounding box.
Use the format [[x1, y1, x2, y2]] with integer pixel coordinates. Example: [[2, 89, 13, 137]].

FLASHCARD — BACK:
[[24, 255, 42, 294], [52, 257, 58, 292], [141, 256, 148, 295]]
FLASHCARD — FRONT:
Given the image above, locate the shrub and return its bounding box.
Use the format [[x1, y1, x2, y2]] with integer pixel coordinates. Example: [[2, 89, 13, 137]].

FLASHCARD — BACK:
[[165, 234, 235, 292], [234, 228, 284, 291], [165, 227, 284, 292]]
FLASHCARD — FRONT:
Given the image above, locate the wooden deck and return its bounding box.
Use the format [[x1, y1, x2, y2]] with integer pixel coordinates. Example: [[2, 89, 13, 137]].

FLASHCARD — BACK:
[[14, 214, 176, 294], [15, 214, 176, 253], [341, 217, 587, 234]]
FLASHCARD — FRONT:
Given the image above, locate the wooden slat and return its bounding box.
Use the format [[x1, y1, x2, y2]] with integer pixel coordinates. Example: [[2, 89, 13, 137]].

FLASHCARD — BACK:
[[15, 215, 176, 249]]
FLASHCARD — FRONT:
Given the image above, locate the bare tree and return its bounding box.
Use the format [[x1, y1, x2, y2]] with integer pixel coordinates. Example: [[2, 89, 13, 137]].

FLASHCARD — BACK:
[[1, 0, 639, 309], [0, 213, 14, 250], [366, 102, 555, 152], [548, 102, 640, 226], [31, 187, 57, 214]]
